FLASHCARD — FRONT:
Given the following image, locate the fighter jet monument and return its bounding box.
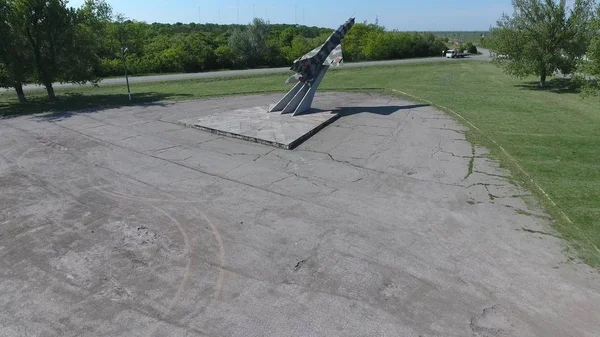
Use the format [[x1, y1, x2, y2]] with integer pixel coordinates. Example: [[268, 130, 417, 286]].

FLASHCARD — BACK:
[[269, 17, 355, 116], [187, 17, 355, 149]]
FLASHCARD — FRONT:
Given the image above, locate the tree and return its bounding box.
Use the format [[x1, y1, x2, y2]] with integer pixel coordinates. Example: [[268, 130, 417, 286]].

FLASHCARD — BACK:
[[214, 45, 234, 69], [465, 42, 478, 54], [77, 0, 113, 65], [279, 26, 298, 46], [14, 0, 107, 100], [14, 0, 74, 99], [228, 18, 270, 67], [63, 0, 112, 85], [0, 0, 33, 103], [578, 3, 600, 94], [0, 64, 11, 93], [489, 0, 596, 87], [342, 23, 379, 61]]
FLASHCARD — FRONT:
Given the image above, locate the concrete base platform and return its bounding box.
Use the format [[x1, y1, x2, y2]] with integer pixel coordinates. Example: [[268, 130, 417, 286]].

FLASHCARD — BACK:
[[2, 93, 600, 337], [179, 106, 339, 149]]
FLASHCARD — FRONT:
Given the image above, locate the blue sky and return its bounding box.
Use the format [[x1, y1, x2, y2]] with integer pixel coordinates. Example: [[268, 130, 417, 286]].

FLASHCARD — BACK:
[[68, 0, 512, 30]]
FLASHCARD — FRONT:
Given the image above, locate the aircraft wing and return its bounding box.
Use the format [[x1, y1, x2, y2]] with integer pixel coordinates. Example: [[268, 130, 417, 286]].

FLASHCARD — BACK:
[[294, 44, 344, 66], [324, 44, 344, 66], [285, 44, 345, 84]]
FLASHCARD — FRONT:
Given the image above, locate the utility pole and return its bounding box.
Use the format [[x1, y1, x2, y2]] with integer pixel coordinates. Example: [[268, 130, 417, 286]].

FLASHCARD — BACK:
[[253, 4, 255, 19], [121, 47, 131, 101]]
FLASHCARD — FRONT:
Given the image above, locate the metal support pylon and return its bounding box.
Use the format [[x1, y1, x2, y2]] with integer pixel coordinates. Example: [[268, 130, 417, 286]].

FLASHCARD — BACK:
[[269, 65, 330, 116]]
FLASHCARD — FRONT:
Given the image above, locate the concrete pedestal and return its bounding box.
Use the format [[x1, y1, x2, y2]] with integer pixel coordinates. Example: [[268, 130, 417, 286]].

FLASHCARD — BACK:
[[179, 106, 339, 149]]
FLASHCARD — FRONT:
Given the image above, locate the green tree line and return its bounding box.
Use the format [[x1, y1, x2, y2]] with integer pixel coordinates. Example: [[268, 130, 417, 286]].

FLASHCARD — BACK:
[[88, 17, 449, 77], [0, 0, 449, 103]]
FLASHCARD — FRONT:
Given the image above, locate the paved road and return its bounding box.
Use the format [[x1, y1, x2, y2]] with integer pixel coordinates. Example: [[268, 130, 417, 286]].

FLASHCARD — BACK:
[[1, 92, 598, 336], [21, 48, 490, 91]]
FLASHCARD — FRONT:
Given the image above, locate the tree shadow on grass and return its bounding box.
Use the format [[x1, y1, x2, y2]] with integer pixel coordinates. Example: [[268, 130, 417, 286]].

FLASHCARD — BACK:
[[514, 77, 582, 94], [0, 91, 193, 119]]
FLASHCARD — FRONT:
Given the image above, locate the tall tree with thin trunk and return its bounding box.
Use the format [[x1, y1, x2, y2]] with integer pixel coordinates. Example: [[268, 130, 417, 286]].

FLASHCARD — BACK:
[[489, 0, 596, 87], [0, 0, 33, 103], [13, 0, 75, 99], [14, 0, 106, 100]]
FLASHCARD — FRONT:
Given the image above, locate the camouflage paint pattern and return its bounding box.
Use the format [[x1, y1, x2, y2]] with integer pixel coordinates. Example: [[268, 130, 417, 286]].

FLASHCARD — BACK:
[[288, 17, 354, 84]]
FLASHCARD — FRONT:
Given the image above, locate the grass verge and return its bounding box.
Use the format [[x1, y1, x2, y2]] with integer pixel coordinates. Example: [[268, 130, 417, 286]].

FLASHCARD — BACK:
[[2, 61, 599, 266]]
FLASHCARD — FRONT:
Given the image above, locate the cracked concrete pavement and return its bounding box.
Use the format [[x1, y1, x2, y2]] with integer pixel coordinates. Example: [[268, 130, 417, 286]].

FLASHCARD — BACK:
[[0, 92, 599, 337]]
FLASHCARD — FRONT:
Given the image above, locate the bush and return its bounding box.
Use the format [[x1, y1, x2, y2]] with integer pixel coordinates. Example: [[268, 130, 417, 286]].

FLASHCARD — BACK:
[[468, 44, 478, 54], [214, 45, 234, 69]]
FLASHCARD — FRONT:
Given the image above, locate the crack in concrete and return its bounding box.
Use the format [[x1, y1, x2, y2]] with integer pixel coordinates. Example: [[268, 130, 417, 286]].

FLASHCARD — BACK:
[[508, 194, 532, 198], [432, 127, 466, 134], [482, 184, 500, 201], [230, 152, 262, 159], [437, 149, 484, 159], [431, 138, 443, 158], [152, 145, 182, 154], [223, 160, 253, 175], [518, 227, 561, 238], [270, 151, 288, 161], [333, 124, 392, 137], [465, 183, 507, 189], [190, 249, 422, 328], [473, 170, 510, 179], [293, 259, 308, 271], [252, 149, 275, 162], [284, 170, 338, 194], [365, 122, 405, 163], [503, 205, 554, 220], [300, 148, 466, 188], [267, 175, 292, 187], [266, 151, 294, 169], [464, 142, 475, 180], [179, 154, 195, 161], [33, 121, 500, 246], [196, 137, 223, 146]]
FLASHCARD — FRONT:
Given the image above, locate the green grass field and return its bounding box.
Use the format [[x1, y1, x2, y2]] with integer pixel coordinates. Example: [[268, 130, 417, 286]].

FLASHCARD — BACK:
[[2, 61, 599, 266]]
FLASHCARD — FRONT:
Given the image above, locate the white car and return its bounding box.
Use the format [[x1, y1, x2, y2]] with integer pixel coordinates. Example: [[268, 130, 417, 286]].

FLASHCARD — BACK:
[[445, 50, 457, 58], [445, 50, 468, 58]]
